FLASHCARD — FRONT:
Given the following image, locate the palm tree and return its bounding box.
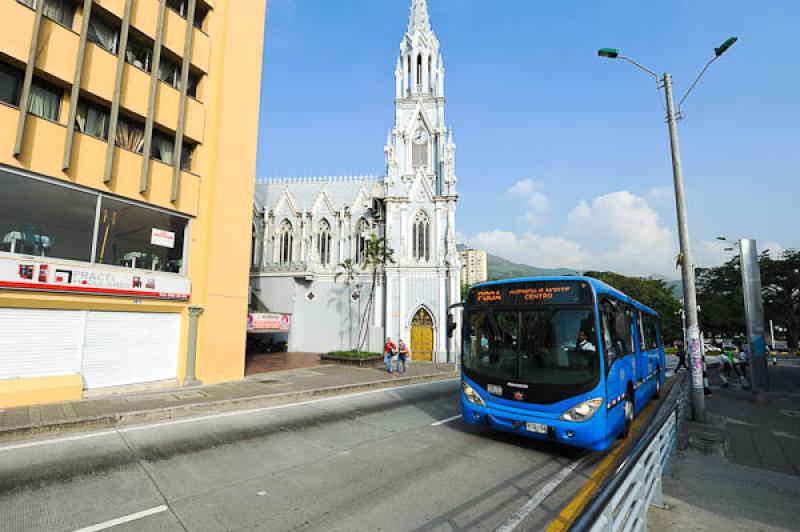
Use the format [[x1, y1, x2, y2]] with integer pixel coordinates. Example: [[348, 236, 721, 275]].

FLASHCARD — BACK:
[[357, 234, 395, 351], [335, 258, 358, 350]]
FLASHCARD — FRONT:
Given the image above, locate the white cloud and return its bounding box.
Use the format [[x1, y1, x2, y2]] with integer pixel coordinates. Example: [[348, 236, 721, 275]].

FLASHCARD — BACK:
[[694, 239, 731, 268], [464, 190, 680, 277], [466, 230, 587, 270], [763, 241, 785, 258], [505, 179, 550, 225]]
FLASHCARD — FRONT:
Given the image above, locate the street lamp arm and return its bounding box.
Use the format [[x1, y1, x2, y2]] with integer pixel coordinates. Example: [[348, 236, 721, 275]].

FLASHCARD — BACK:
[[678, 55, 719, 117], [619, 55, 660, 80]]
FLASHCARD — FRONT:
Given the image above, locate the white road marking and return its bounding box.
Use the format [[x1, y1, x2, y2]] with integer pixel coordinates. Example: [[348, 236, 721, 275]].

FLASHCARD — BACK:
[[72, 505, 168, 532], [772, 431, 800, 440], [431, 414, 462, 426], [0, 378, 459, 452], [494, 458, 585, 532]]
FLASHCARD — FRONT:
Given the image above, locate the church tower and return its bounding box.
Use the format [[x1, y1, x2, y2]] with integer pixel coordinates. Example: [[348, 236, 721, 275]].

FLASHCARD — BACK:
[[383, 0, 460, 362]]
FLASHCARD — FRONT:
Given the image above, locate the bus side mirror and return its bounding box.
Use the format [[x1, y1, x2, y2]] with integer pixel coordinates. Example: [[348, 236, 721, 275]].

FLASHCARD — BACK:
[[447, 315, 457, 338]]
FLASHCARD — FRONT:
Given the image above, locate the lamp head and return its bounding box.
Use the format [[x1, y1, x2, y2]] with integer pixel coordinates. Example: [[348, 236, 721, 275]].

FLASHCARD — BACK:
[[598, 48, 619, 59], [714, 37, 738, 57]]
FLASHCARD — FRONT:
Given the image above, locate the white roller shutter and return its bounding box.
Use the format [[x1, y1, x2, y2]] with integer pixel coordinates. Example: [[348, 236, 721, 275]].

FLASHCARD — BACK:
[[0, 308, 85, 380], [81, 312, 181, 389]]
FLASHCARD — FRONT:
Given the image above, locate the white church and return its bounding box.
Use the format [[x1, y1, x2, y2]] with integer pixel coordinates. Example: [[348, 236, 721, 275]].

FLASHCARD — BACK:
[[250, 0, 460, 362]]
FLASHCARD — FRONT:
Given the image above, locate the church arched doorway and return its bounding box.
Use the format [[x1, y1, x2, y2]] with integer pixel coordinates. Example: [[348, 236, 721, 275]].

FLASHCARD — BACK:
[[411, 308, 434, 362]]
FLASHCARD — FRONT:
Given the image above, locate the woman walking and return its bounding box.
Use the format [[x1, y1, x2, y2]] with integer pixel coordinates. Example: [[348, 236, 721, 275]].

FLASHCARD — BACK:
[[396, 339, 410, 374]]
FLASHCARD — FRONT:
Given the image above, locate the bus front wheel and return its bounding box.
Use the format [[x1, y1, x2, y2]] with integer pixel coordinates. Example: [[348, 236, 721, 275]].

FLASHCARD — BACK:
[[620, 394, 634, 439]]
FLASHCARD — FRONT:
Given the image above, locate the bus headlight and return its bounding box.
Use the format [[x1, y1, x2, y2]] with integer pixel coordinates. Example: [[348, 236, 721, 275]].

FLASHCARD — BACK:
[[462, 381, 485, 406], [560, 398, 603, 422]]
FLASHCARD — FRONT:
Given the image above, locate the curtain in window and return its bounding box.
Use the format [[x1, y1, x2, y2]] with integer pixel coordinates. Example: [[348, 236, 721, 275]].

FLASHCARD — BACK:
[[88, 17, 119, 54], [155, 135, 174, 164], [43, 0, 75, 27], [126, 37, 152, 72], [28, 83, 60, 121], [116, 120, 145, 153], [75, 102, 108, 139], [158, 60, 179, 88]]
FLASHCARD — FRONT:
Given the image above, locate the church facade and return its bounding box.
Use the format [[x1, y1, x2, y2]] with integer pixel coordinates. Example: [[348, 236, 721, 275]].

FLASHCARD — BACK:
[[251, 0, 460, 361]]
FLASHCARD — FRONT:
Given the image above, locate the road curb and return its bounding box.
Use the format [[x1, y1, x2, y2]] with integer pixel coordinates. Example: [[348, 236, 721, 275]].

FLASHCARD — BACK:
[[0, 371, 459, 444]]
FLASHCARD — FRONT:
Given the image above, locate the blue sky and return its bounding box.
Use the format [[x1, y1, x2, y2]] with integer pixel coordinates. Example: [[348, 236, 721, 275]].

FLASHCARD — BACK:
[[257, 0, 800, 278]]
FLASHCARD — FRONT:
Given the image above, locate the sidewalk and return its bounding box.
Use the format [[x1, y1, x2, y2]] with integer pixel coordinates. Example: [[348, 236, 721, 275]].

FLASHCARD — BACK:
[[650, 361, 800, 531], [0, 362, 457, 444]]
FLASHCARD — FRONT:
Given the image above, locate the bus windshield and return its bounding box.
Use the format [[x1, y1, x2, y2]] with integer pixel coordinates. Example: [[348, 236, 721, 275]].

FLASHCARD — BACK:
[[463, 306, 601, 399]]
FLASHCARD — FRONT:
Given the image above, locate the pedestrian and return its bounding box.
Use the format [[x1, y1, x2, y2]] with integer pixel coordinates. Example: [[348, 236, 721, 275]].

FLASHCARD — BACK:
[[396, 339, 409, 374], [675, 342, 688, 372], [384, 337, 396, 373], [737, 347, 749, 382]]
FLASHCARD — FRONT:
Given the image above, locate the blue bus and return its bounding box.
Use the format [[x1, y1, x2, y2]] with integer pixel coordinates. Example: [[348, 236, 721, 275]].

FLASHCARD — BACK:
[[460, 277, 665, 451]]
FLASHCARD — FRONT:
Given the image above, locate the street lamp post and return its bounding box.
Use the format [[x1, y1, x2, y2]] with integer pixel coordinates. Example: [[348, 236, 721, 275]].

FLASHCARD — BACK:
[[598, 37, 738, 422]]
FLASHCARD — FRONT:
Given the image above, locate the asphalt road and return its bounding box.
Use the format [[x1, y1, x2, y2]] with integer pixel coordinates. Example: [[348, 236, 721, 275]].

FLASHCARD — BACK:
[[0, 380, 606, 532]]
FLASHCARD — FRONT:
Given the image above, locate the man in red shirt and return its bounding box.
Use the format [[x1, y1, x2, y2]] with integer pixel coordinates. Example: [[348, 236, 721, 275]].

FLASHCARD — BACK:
[[384, 337, 397, 373]]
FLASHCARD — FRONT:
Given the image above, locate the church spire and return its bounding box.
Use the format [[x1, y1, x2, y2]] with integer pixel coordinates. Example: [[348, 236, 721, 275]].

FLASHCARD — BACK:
[[408, 0, 431, 35]]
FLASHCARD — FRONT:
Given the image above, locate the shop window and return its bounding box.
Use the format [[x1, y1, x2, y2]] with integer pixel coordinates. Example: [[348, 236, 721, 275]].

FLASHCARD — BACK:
[[75, 99, 109, 140], [95, 197, 187, 273], [158, 54, 181, 90], [0, 169, 96, 262], [115, 116, 145, 154], [28, 79, 62, 122], [126, 30, 153, 72], [87, 11, 120, 55], [18, 0, 77, 30], [0, 63, 23, 107]]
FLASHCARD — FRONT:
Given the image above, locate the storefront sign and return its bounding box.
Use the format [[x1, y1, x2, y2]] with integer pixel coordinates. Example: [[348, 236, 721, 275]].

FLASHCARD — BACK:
[[247, 312, 291, 332], [151, 229, 176, 249], [0, 256, 190, 300]]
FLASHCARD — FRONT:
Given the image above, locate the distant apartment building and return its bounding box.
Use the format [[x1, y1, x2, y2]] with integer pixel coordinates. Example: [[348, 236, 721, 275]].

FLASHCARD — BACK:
[[0, 0, 266, 408], [460, 247, 488, 286]]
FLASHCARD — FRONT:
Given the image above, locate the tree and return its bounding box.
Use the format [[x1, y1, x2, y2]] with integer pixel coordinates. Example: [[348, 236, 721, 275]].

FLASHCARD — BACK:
[[761, 249, 800, 348], [334, 258, 358, 350], [357, 234, 395, 350], [585, 271, 682, 344], [696, 256, 746, 339]]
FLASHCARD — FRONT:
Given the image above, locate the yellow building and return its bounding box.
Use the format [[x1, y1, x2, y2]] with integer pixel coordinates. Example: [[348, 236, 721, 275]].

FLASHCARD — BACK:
[[0, 0, 267, 408]]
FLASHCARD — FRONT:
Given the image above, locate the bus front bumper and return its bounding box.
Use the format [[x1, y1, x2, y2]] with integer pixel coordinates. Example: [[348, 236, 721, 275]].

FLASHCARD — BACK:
[[461, 395, 608, 451]]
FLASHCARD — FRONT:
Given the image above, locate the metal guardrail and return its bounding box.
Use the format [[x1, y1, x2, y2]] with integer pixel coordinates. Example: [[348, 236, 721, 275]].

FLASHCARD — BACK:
[[570, 372, 689, 531]]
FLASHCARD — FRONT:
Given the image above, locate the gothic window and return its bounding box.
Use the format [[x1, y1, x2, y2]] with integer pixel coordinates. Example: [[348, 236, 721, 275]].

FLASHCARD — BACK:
[[416, 54, 423, 91], [428, 56, 433, 93], [355, 218, 370, 264], [412, 210, 431, 261], [406, 54, 412, 96], [279, 219, 293, 264], [317, 219, 332, 265]]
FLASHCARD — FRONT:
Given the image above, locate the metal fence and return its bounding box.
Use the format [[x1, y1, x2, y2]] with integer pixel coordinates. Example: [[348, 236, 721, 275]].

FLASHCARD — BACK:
[[570, 373, 689, 531]]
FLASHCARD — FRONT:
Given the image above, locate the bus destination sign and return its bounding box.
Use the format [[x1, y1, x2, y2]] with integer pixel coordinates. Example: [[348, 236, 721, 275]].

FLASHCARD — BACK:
[[469, 281, 591, 306]]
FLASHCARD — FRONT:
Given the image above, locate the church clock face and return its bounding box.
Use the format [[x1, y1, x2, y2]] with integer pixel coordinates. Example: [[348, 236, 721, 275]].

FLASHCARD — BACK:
[[412, 127, 429, 145]]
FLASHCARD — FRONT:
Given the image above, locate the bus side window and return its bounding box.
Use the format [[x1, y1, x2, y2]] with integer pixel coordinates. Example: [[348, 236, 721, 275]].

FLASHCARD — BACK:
[[600, 301, 620, 372], [638, 311, 648, 351], [614, 305, 635, 356]]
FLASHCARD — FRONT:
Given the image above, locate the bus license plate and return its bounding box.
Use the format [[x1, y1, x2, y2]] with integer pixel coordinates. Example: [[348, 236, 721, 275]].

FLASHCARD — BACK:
[[526, 422, 548, 434]]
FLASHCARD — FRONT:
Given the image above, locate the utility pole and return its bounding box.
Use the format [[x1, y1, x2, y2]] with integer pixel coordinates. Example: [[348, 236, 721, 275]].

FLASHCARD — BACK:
[[740, 239, 769, 402], [597, 37, 738, 422], [663, 73, 705, 420]]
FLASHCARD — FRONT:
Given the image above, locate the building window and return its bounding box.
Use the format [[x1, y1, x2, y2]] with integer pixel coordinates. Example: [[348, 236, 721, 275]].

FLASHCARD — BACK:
[[0, 169, 96, 261], [28, 79, 61, 122], [194, 5, 209, 31], [18, 0, 77, 30], [187, 72, 200, 99], [87, 11, 120, 55], [412, 210, 430, 261], [126, 30, 153, 72], [75, 99, 109, 140], [115, 116, 145, 154], [167, 0, 209, 30], [355, 218, 370, 264], [317, 219, 332, 265], [151, 130, 175, 165], [158, 54, 181, 90], [278, 219, 293, 264], [94, 197, 187, 273], [181, 141, 195, 172], [0, 63, 23, 107]]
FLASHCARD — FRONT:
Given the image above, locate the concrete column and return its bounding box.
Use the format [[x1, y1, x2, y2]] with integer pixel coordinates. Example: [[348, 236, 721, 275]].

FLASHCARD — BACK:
[[422, 52, 429, 93], [184, 306, 204, 386], [438, 275, 447, 362]]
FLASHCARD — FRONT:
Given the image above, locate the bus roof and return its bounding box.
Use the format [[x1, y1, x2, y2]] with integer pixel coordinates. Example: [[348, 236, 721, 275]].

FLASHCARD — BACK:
[[471, 276, 658, 316]]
